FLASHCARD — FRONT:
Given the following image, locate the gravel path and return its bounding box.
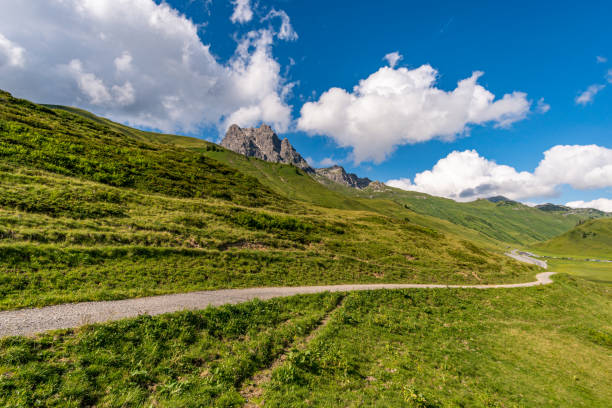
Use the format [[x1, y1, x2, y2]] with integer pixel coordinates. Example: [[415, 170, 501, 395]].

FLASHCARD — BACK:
[[0, 254, 554, 338], [506, 249, 548, 268]]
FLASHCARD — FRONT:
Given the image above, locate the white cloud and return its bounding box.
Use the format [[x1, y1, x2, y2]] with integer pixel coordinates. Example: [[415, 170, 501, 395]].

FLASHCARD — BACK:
[[386, 150, 550, 202], [576, 84, 605, 105], [383, 52, 402, 68], [566, 198, 612, 213], [0, 33, 25, 68], [114, 51, 133, 73], [0, 0, 292, 134], [264, 9, 298, 41], [596, 56, 607, 63], [534, 145, 612, 190], [386, 144, 612, 202], [298, 63, 530, 164], [536, 97, 550, 113], [230, 0, 253, 24], [606, 69, 612, 84]]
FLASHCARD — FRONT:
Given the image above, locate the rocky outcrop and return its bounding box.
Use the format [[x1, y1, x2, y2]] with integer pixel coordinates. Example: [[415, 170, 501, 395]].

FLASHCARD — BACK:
[[221, 123, 381, 189], [315, 165, 372, 189], [221, 124, 313, 173]]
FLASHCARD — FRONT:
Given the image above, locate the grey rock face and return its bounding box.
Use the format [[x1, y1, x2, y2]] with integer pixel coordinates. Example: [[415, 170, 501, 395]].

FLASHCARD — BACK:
[[221, 124, 314, 173], [315, 165, 372, 189]]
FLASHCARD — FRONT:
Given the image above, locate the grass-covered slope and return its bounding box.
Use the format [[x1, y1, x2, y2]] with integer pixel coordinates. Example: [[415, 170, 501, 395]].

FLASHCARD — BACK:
[[0, 90, 279, 207], [0, 91, 538, 309], [262, 275, 612, 407], [347, 186, 604, 245], [534, 218, 612, 258], [1, 276, 610, 407]]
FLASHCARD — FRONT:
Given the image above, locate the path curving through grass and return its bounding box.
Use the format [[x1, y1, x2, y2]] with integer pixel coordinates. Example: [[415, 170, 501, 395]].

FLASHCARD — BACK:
[[0, 267, 554, 338]]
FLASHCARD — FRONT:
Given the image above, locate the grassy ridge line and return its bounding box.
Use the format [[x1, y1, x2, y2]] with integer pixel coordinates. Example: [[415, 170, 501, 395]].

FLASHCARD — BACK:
[[43, 104, 213, 149]]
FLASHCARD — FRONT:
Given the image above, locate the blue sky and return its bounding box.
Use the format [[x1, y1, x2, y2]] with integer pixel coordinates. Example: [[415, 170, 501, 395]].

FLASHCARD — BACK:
[[1, 0, 611, 209]]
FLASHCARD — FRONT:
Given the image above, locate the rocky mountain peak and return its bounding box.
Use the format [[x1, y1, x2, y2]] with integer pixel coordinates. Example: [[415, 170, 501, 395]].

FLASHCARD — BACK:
[[315, 165, 372, 189], [221, 124, 313, 173]]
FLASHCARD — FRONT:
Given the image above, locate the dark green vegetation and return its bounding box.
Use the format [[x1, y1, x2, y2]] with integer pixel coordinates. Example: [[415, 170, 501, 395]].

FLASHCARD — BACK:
[[1, 277, 610, 407], [0, 90, 539, 309], [0, 293, 344, 407], [534, 218, 612, 259], [263, 276, 612, 407]]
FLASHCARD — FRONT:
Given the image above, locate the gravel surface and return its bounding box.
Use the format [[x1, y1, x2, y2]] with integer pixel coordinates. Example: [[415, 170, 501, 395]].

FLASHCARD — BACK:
[[0, 253, 553, 338]]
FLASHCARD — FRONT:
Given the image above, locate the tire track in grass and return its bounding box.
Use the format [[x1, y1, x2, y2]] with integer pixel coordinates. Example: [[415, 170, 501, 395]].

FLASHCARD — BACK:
[[240, 296, 347, 407]]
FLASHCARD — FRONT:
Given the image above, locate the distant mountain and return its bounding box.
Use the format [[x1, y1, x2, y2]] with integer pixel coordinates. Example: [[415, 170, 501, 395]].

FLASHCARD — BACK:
[[535, 203, 571, 212], [315, 165, 372, 189], [536, 203, 607, 217], [221, 124, 314, 173], [486, 196, 517, 204]]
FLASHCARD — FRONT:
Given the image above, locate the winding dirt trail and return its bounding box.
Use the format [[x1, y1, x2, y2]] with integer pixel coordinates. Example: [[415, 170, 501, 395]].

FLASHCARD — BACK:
[[0, 253, 554, 338]]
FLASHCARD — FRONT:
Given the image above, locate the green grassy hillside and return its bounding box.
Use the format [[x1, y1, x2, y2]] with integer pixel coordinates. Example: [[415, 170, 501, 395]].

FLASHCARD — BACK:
[[347, 186, 604, 245], [0, 91, 538, 310], [534, 218, 612, 258], [0, 91, 279, 207]]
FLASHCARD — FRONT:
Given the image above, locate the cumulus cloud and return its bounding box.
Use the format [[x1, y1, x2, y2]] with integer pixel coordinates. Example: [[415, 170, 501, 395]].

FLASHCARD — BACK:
[[386, 150, 550, 201], [566, 198, 612, 213], [535, 145, 612, 190], [596, 55, 607, 63], [383, 52, 402, 68], [536, 97, 550, 113], [607, 69, 612, 84], [0, 0, 292, 133], [264, 9, 298, 41], [230, 0, 253, 24], [0, 33, 25, 68], [576, 84, 605, 105], [386, 144, 612, 202], [297, 63, 530, 163]]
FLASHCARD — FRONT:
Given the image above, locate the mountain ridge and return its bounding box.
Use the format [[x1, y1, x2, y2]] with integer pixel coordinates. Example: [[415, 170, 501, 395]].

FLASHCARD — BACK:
[[221, 123, 377, 189]]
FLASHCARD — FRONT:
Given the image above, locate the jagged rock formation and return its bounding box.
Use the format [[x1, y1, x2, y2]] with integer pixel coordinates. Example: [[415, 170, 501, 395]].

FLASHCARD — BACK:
[[367, 181, 388, 192], [221, 123, 380, 189], [315, 165, 372, 189], [221, 124, 313, 173]]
